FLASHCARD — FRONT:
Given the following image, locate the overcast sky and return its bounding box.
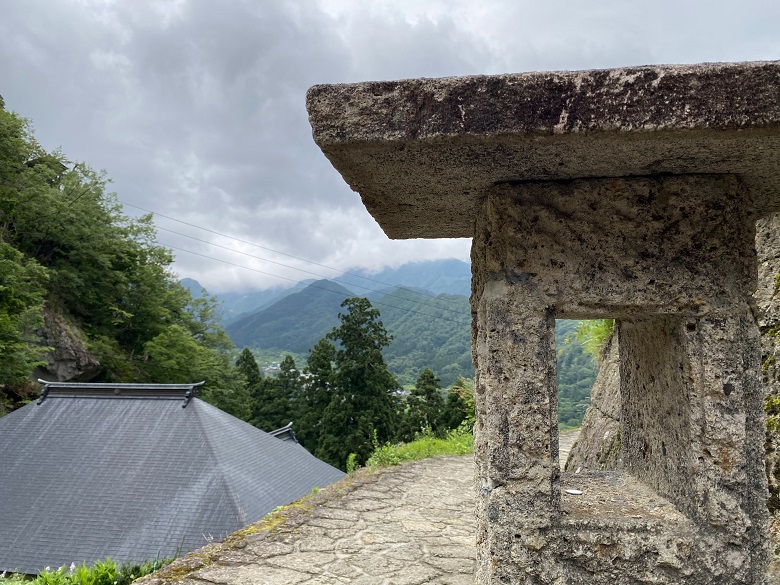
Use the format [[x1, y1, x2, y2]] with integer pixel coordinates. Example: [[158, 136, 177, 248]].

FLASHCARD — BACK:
[[1, 0, 778, 293]]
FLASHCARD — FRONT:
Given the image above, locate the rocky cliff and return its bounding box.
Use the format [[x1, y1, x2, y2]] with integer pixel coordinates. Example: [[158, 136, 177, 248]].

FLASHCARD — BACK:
[[564, 332, 620, 472], [33, 306, 101, 383]]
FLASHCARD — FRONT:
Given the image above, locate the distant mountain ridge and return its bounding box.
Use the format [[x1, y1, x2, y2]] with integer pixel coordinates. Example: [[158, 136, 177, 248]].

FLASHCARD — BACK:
[[226, 280, 354, 353], [335, 259, 471, 297], [183, 259, 596, 425], [184, 259, 471, 326], [180, 278, 313, 325]]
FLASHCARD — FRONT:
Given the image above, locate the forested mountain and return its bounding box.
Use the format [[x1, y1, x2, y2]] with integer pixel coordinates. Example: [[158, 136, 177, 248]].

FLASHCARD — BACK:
[[226, 280, 353, 353], [181, 277, 285, 324], [225, 280, 473, 386], [368, 288, 471, 387], [223, 277, 597, 412], [218, 284, 309, 325], [198, 259, 471, 327]]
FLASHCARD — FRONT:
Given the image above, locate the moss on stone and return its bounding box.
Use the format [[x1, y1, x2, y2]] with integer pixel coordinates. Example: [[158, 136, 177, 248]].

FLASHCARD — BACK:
[[136, 467, 387, 584]]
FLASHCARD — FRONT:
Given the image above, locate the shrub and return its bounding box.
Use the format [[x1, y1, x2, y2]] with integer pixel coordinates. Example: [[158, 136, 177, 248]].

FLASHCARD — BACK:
[[345, 453, 359, 475], [0, 556, 172, 585], [365, 424, 473, 469]]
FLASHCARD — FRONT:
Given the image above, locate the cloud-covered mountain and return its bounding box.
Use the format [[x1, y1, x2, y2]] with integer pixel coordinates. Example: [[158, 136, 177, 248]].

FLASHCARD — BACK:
[[193, 259, 471, 325]]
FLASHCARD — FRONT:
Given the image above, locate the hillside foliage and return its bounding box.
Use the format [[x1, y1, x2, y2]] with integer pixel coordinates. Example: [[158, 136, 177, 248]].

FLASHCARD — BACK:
[[374, 289, 472, 387], [233, 298, 474, 470], [556, 320, 598, 429], [224, 276, 597, 433], [0, 557, 172, 585], [0, 97, 248, 417]]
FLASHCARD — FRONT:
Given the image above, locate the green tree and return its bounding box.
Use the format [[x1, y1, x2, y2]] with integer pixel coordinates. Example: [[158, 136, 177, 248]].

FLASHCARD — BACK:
[[316, 297, 401, 469], [236, 347, 264, 424], [398, 368, 445, 441], [295, 338, 336, 453], [251, 355, 297, 431], [143, 324, 251, 421], [371, 289, 473, 387], [442, 376, 475, 430], [442, 386, 468, 429], [236, 348, 262, 388], [0, 241, 49, 414], [0, 98, 255, 422]]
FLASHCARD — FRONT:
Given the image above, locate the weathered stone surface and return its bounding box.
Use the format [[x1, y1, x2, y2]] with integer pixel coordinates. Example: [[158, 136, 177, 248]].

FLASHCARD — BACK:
[[138, 457, 479, 585], [756, 215, 780, 515], [619, 310, 765, 541], [471, 174, 768, 583], [34, 306, 101, 382], [555, 472, 731, 583], [565, 333, 620, 472], [558, 428, 580, 468], [307, 61, 780, 239], [473, 175, 755, 319], [570, 215, 780, 578], [573, 214, 780, 506], [756, 215, 780, 328]]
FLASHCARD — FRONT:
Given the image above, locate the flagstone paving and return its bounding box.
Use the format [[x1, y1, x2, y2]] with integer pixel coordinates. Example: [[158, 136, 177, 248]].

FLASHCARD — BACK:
[[141, 432, 580, 585]]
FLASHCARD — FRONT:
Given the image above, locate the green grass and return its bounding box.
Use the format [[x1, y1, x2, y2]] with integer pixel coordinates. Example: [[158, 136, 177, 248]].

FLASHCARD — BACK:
[[0, 557, 173, 585], [364, 425, 473, 469], [575, 319, 615, 359]]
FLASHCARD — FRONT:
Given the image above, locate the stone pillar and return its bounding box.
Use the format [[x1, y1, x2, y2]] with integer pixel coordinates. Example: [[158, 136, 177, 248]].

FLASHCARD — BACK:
[[619, 310, 768, 573], [472, 279, 559, 583]]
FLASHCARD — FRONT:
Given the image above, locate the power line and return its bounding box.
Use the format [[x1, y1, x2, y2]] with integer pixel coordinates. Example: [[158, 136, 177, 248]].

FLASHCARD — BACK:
[[164, 243, 467, 326], [121, 200, 467, 309], [155, 225, 467, 318]]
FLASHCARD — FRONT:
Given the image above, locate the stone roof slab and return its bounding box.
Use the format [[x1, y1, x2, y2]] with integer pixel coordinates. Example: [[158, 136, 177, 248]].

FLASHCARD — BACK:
[[306, 60, 780, 239]]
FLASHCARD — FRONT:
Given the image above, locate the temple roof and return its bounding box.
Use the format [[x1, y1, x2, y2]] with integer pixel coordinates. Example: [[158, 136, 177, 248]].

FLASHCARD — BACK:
[[0, 383, 344, 574]]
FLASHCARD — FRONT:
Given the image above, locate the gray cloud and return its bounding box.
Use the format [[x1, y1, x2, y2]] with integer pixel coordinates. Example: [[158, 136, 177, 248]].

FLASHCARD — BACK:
[[1, 0, 778, 292]]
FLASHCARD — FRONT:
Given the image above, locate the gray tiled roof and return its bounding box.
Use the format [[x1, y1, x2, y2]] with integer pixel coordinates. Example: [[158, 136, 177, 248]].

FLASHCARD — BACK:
[[0, 385, 344, 574]]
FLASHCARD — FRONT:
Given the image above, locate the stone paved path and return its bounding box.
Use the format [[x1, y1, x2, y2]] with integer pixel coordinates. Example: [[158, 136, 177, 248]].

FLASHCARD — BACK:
[[144, 432, 579, 585], [558, 428, 579, 467]]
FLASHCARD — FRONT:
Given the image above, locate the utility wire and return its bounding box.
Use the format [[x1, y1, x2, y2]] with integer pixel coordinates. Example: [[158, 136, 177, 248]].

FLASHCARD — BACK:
[[155, 225, 467, 318], [121, 200, 467, 308], [164, 243, 467, 326]]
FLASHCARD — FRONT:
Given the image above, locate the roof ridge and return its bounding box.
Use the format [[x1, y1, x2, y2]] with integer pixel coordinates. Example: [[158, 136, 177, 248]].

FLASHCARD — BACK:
[[36, 380, 205, 405], [189, 400, 247, 527]]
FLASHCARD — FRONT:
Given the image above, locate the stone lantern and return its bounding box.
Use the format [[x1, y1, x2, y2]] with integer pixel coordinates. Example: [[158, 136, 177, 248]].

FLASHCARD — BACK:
[[307, 61, 780, 584]]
